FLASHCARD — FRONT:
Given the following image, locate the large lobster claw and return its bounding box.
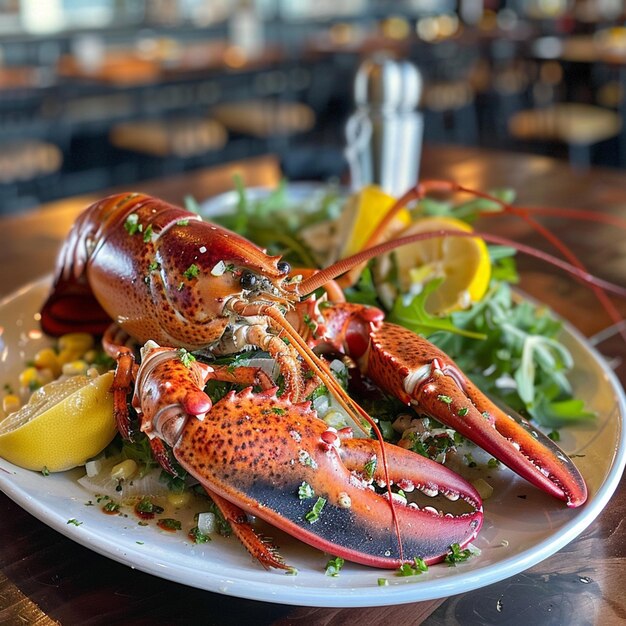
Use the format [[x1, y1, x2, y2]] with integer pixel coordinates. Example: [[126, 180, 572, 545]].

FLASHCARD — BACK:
[[173, 388, 483, 568], [366, 322, 588, 508]]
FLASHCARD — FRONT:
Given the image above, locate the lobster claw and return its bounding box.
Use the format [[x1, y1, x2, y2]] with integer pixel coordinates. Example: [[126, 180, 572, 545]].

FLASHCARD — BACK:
[[173, 387, 483, 569], [367, 322, 588, 508]]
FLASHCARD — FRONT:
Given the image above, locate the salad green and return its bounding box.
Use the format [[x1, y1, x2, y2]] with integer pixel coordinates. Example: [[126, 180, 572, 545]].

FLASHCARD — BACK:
[[201, 180, 595, 431]]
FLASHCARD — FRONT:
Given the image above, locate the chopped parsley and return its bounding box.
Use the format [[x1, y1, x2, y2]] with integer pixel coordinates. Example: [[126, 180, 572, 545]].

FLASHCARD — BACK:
[[158, 518, 182, 531], [298, 481, 315, 500], [457, 407, 469, 417], [142, 224, 154, 243], [306, 384, 328, 402], [136, 497, 164, 514], [67, 518, 82, 526], [303, 314, 316, 332], [397, 557, 428, 576], [305, 497, 326, 523], [103, 501, 121, 514], [177, 348, 196, 368], [444, 543, 473, 566], [189, 526, 211, 544], [363, 455, 378, 480], [124, 213, 141, 235], [438, 395, 453, 405], [41, 466, 50, 476], [183, 263, 200, 280], [298, 449, 317, 468], [325, 556, 345, 577]]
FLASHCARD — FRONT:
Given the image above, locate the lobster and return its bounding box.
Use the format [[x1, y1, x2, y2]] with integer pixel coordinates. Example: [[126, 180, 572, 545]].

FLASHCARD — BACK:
[[39, 189, 625, 569]]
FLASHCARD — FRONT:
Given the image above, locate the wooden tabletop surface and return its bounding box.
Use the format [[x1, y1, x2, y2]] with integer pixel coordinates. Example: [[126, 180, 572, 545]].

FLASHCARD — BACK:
[[0, 145, 625, 625]]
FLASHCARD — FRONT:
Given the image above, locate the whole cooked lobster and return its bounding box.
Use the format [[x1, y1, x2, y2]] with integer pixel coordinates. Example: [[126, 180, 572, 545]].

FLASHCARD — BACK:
[[40, 189, 622, 570]]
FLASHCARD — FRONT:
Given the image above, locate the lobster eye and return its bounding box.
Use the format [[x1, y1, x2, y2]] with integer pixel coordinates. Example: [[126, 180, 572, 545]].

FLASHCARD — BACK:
[[277, 261, 290, 275], [240, 271, 257, 289]]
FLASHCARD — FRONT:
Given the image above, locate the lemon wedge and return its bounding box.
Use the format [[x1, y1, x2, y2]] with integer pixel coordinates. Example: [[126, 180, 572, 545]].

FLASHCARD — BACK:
[[340, 185, 411, 258], [0, 371, 116, 472], [374, 216, 491, 314]]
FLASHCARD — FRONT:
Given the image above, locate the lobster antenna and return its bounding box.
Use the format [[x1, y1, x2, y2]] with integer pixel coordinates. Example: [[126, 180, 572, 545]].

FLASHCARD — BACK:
[[450, 184, 626, 345], [483, 204, 626, 230], [296, 229, 626, 299]]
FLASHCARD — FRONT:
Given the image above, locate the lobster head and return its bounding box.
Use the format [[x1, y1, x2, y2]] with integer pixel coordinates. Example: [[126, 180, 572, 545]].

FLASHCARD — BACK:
[[40, 193, 298, 345]]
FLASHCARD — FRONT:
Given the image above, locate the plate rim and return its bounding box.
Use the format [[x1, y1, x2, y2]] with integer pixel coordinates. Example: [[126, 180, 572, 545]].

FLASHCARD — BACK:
[[0, 274, 624, 608]]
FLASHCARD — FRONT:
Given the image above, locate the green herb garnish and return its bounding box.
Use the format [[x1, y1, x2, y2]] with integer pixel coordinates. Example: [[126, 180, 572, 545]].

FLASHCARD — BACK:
[[177, 348, 196, 368], [324, 556, 345, 577], [444, 543, 473, 565], [183, 264, 200, 280], [124, 213, 141, 235], [158, 518, 182, 531], [397, 557, 428, 576], [363, 455, 377, 480], [305, 497, 326, 523], [298, 482, 314, 500]]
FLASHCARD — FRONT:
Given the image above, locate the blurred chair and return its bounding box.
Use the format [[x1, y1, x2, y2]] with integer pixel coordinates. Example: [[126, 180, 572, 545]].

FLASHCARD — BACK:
[[508, 103, 621, 168], [211, 100, 316, 139], [0, 140, 63, 214], [109, 118, 227, 159]]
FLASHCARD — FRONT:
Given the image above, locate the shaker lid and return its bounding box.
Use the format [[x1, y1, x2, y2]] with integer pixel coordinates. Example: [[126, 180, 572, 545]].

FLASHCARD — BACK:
[[354, 55, 423, 110]]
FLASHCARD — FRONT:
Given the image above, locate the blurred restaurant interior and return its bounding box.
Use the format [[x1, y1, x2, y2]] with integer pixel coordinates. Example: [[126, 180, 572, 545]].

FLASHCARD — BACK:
[[2, 0, 626, 214]]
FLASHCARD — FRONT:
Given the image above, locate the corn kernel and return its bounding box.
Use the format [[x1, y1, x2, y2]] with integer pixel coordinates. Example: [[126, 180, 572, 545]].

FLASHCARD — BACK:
[[19, 367, 41, 389], [61, 360, 89, 377], [2, 394, 21, 414], [57, 348, 83, 365], [33, 347, 62, 378], [110, 459, 138, 481], [86, 367, 101, 379], [58, 332, 95, 354], [84, 349, 98, 364], [167, 491, 192, 508], [37, 367, 55, 386]]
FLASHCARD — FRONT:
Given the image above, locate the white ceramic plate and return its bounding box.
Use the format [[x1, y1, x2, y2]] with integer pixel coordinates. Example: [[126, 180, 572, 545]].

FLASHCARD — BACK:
[[0, 276, 624, 608]]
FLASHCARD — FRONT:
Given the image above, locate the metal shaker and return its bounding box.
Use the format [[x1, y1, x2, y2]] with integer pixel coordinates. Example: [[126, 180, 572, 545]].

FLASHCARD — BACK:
[[345, 55, 424, 196]]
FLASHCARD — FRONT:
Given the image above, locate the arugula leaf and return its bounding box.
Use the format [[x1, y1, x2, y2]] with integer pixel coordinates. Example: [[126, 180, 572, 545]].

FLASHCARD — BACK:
[[530, 396, 596, 428], [423, 281, 595, 428], [413, 188, 515, 223], [387, 280, 486, 340]]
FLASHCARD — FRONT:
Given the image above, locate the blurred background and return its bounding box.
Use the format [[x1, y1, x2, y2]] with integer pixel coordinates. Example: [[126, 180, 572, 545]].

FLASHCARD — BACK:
[[2, 0, 626, 213]]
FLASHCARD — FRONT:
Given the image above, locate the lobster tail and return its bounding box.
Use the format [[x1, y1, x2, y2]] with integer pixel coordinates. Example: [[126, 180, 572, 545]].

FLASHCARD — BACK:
[[39, 193, 145, 336], [40, 278, 111, 337]]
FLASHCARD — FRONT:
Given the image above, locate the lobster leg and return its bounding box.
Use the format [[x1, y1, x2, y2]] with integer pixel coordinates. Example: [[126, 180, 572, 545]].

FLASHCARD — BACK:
[[207, 491, 290, 571], [363, 320, 587, 507], [102, 325, 139, 440]]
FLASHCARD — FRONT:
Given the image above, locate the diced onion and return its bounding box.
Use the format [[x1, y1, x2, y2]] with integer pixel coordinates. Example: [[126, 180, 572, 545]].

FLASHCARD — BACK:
[[312, 394, 330, 417], [197, 511, 217, 535], [472, 477, 494, 500], [85, 456, 106, 478]]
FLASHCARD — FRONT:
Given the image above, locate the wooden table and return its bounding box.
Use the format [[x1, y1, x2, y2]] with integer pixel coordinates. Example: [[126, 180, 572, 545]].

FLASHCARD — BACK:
[[0, 146, 625, 625]]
